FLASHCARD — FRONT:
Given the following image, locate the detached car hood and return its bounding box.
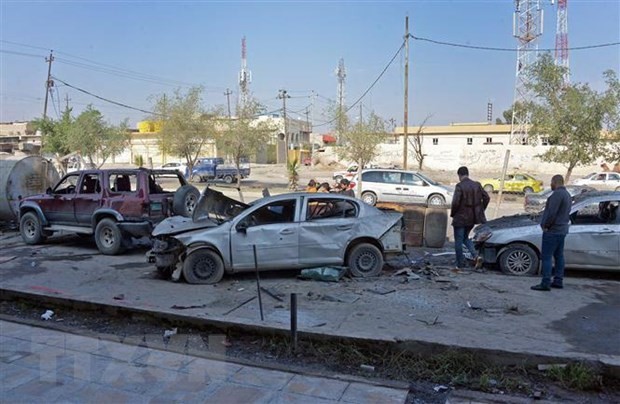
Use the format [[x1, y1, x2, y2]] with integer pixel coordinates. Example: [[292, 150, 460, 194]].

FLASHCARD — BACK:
[[483, 213, 540, 230], [152, 187, 250, 237]]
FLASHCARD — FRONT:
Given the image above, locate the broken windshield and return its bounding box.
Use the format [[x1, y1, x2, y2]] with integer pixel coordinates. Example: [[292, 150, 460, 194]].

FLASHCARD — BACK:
[[192, 187, 250, 223]]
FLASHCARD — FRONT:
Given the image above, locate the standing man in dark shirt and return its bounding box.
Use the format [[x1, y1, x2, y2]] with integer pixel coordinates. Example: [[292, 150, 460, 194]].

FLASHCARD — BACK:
[[531, 174, 572, 291], [450, 166, 490, 270]]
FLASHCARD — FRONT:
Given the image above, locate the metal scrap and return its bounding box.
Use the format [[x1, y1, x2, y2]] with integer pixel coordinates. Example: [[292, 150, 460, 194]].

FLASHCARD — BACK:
[[416, 316, 442, 326], [223, 296, 256, 315], [170, 304, 208, 310], [260, 287, 284, 302], [365, 287, 396, 295]]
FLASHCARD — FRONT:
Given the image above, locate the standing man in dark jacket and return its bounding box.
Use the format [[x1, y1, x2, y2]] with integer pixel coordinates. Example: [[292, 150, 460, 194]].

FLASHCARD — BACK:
[[450, 166, 490, 270], [531, 174, 572, 291]]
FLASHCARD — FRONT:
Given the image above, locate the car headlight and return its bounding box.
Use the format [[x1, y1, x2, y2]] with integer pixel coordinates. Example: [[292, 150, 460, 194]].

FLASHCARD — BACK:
[[474, 229, 493, 243]]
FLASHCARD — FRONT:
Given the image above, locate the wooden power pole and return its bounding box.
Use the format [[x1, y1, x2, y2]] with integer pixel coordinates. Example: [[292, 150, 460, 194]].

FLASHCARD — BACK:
[[403, 16, 410, 170], [43, 50, 54, 119]]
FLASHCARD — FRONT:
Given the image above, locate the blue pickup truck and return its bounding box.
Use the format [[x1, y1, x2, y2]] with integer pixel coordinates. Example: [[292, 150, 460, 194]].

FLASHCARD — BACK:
[[190, 157, 251, 184]]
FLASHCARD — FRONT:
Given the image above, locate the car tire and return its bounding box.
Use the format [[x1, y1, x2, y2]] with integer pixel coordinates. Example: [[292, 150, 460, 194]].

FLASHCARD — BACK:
[[499, 244, 539, 276], [182, 249, 225, 284], [523, 186, 534, 194], [190, 174, 201, 183], [95, 218, 125, 255], [347, 243, 384, 277], [20, 212, 46, 245], [427, 194, 446, 206], [361, 192, 377, 206], [483, 184, 494, 193], [223, 175, 234, 184], [173, 185, 200, 217]]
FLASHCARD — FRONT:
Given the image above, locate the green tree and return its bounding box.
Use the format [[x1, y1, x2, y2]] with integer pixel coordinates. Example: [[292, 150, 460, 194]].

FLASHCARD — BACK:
[[601, 70, 620, 164], [336, 109, 387, 197], [68, 106, 130, 167], [151, 87, 218, 173], [526, 53, 619, 182], [32, 108, 74, 157], [216, 98, 275, 188], [501, 101, 527, 125]]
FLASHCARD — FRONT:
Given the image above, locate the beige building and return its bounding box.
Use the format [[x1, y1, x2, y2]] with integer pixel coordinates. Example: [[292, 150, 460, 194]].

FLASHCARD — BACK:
[[0, 122, 40, 154]]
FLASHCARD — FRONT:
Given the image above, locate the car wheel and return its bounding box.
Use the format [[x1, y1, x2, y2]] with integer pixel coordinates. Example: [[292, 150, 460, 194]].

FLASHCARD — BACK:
[[427, 194, 446, 206], [183, 249, 225, 284], [20, 212, 46, 245], [499, 244, 539, 276], [190, 174, 201, 183], [223, 175, 234, 184], [523, 186, 534, 194], [347, 243, 384, 277], [173, 185, 200, 217], [334, 175, 343, 182], [361, 192, 377, 206], [95, 218, 125, 255], [483, 184, 494, 193]]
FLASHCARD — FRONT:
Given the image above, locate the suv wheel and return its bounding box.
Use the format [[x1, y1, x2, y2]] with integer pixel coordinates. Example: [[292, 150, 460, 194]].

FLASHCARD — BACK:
[[223, 175, 234, 184], [347, 243, 383, 277], [20, 212, 46, 244], [173, 185, 200, 217], [95, 218, 125, 255], [361, 192, 377, 206], [183, 249, 225, 284]]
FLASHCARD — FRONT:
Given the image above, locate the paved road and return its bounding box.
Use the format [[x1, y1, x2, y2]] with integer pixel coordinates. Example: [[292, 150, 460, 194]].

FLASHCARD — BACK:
[[0, 320, 408, 403]]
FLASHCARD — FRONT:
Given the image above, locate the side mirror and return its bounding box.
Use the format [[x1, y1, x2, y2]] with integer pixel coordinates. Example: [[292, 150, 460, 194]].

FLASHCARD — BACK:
[[236, 221, 248, 233], [46, 187, 53, 195]]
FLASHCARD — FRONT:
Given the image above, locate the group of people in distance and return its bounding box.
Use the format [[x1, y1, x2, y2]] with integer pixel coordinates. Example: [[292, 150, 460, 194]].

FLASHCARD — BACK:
[[306, 178, 355, 197]]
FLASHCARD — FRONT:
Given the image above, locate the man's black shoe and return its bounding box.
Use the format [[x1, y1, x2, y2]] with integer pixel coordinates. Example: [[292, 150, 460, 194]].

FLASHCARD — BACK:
[[531, 284, 551, 291], [550, 283, 564, 289]]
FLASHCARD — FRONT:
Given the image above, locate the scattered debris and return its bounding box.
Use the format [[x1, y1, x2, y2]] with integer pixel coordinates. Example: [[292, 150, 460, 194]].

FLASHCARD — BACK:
[[299, 267, 346, 282], [41, 310, 54, 320], [434, 277, 453, 283], [30, 262, 36, 268], [223, 296, 256, 316], [432, 252, 454, 257], [480, 283, 508, 294], [393, 268, 421, 282], [170, 304, 208, 310], [365, 287, 396, 295], [360, 364, 375, 372], [467, 301, 484, 310], [532, 391, 543, 399], [163, 328, 178, 338], [113, 294, 125, 300], [506, 305, 521, 314], [221, 337, 232, 347], [538, 363, 567, 371], [260, 287, 284, 302], [312, 322, 327, 328], [0, 256, 17, 264], [484, 308, 504, 314], [440, 283, 459, 291], [416, 316, 442, 326], [237, 288, 245, 292], [433, 385, 449, 393]]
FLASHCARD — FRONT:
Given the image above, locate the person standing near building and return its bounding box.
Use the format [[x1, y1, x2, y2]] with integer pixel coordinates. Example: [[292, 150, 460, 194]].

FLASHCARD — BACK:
[[531, 174, 571, 291], [450, 166, 490, 270]]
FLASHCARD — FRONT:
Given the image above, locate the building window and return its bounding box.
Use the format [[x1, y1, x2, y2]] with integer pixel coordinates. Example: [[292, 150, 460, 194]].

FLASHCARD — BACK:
[[486, 137, 492, 143], [541, 137, 549, 146], [432, 138, 438, 145], [467, 138, 473, 145]]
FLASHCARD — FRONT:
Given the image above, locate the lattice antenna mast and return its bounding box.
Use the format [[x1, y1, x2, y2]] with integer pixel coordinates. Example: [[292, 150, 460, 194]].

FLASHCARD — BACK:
[[335, 58, 347, 138], [510, 0, 544, 145], [238, 36, 252, 109], [555, 0, 569, 83]]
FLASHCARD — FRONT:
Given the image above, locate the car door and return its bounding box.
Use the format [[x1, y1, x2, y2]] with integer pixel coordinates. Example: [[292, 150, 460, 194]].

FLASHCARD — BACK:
[[41, 173, 81, 224], [298, 196, 359, 266], [74, 172, 103, 225], [564, 200, 620, 268], [375, 171, 402, 203], [400, 172, 429, 203], [230, 198, 299, 271], [606, 173, 620, 191]]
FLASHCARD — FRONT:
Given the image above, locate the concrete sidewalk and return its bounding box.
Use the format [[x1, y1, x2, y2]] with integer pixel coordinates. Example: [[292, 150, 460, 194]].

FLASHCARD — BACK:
[[0, 320, 408, 403]]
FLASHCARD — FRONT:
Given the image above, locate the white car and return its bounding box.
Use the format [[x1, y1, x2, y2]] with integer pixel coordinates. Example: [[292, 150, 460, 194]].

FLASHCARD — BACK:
[[572, 172, 620, 191], [158, 162, 188, 176], [352, 169, 454, 206]]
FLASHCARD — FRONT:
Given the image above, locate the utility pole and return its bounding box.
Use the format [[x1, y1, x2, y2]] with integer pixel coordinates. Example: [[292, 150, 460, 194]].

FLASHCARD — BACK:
[[277, 89, 291, 164], [224, 88, 232, 118], [64, 93, 71, 111], [43, 50, 54, 119], [359, 103, 363, 123], [403, 16, 410, 170]]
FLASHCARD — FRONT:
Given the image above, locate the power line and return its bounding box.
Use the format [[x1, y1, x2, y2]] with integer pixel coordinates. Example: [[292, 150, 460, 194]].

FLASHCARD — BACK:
[[315, 39, 406, 128], [52, 76, 161, 116], [410, 34, 620, 52], [0, 49, 44, 59]]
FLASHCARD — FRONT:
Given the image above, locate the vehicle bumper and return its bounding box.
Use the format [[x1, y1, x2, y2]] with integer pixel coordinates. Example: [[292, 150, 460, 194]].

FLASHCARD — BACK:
[[118, 221, 153, 238], [475, 242, 499, 264], [146, 237, 183, 268]]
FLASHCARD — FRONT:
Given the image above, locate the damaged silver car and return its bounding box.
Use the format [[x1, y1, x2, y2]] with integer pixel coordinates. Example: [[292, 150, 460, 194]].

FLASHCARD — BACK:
[[147, 188, 404, 284], [473, 192, 620, 275]]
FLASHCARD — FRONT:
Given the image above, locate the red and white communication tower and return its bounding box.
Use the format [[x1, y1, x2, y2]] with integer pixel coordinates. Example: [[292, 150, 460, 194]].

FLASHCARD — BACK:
[[510, 0, 544, 145], [555, 0, 569, 83]]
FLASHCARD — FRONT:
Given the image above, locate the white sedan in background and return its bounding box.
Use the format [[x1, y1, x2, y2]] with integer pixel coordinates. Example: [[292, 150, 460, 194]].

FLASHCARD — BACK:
[[573, 172, 620, 191], [158, 162, 188, 177]]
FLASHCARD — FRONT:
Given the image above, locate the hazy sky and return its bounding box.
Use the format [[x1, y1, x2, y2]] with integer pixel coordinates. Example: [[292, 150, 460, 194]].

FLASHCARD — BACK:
[[1, 0, 618, 131]]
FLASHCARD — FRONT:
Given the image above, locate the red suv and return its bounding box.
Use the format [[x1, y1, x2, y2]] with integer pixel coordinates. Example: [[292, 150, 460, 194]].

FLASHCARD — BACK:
[[18, 168, 200, 255]]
